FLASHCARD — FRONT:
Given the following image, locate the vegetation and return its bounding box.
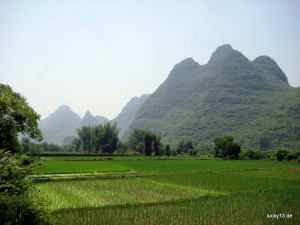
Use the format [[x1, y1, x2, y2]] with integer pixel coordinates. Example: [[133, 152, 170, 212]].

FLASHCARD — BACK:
[[125, 45, 300, 149], [127, 128, 163, 156], [38, 105, 109, 145], [0, 151, 50, 224], [2, 43, 300, 224], [112, 94, 150, 139], [214, 135, 241, 159], [0, 84, 42, 153], [73, 122, 119, 153], [176, 139, 194, 154], [0, 84, 49, 224], [31, 156, 300, 224]]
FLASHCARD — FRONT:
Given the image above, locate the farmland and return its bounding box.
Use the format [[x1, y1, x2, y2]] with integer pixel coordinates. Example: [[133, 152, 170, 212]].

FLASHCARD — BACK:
[[32, 156, 300, 224]]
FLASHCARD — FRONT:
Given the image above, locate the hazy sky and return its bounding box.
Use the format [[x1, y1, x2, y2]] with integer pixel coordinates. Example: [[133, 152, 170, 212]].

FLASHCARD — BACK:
[[1, 0, 300, 120]]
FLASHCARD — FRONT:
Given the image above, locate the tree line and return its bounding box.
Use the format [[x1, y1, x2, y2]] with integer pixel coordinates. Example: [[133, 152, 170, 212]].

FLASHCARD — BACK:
[[73, 123, 119, 153]]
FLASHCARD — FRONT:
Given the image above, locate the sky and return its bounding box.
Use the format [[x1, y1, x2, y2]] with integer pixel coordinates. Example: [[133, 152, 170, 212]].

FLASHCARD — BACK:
[[1, 0, 300, 120]]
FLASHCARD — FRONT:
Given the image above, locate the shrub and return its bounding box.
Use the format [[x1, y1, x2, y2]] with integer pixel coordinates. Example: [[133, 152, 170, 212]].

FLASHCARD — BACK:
[[214, 136, 241, 159], [0, 150, 50, 225], [188, 149, 197, 156], [242, 149, 264, 160], [275, 149, 288, 161]]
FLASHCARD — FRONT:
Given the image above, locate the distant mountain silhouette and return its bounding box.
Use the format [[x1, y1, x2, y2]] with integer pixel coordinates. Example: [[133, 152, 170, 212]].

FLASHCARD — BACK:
[[39, 106, 108, 145], [126, 44, 300, 149], [81, 110, 107, 126], [112, 94, 150, 138]]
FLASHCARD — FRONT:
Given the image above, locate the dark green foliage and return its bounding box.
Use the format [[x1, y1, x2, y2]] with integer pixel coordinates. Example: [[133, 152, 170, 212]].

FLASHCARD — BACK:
[[164, 144, 171, 156], [0, 151, 49, 225], [21, 138, 43, 156], [41, 142, 61, 152], [75, 122, 119, 153], [214, 136, 241, 159], [0, 84, 42, 153], [125, 45, 300, 149], [241, 149, 264, 160], [21, 138, 62, 153], [187, 149, 197, 156], [275, 149, 288, 161], [127, 128, 148, 151], [0, 86, 49, 224], [176, 140, 194, 154], [144, 131, 162, 156], [127, 129, 163, 155], [275, 149, 300, 161], [144, 132, 153, 156]]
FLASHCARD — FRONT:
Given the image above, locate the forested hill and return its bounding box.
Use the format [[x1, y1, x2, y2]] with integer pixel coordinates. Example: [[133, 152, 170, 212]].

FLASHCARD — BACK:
[[126, 44, 300, 149], [112, 94, 150, 138]]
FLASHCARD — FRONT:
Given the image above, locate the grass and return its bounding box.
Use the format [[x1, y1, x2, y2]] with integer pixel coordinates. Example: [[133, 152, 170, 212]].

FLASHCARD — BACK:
[[32, 156, 300, 224], [36, 158, 130, 174], [36, 156, 299, 174], [33, 177, 224, 210], [52, 190, 299, 225]]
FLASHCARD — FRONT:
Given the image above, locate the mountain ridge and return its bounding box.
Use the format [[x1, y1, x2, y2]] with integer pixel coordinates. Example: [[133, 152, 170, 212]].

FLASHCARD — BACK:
[[125, 44, 299, 149], [112, 94, 150, 139], [39, 106, 109, 145]]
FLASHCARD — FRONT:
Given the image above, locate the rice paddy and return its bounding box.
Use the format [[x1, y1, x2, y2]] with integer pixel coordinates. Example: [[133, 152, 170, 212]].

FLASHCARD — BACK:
[[32, 156, 300, 224]]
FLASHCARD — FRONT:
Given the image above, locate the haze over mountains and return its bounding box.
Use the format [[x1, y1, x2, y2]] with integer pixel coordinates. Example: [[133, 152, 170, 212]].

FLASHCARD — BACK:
[[112, 94, 150, 138], [39, 106, 109, 145], [39, 44, 300, 149], [126, 44, 300, 149], [39, 94, 149, 145]]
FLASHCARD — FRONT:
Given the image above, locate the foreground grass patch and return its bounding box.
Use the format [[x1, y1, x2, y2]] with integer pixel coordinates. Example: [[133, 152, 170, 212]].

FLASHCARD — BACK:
[[34, 177, 225, 210], [32, 158, 300, 224], [52, 189, 299, 225]]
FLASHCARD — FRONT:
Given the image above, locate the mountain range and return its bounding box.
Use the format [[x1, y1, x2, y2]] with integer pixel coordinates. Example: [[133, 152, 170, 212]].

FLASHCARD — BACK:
[[112, 94, 150, 138], [125, 44, 300, 149], [38, 44, 300, 149], [38, 94, 149, 145], [39, 106, 109, 145]]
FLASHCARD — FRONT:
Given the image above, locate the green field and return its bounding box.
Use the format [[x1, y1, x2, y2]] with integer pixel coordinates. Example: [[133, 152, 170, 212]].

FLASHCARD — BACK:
[[32, 156, 300, 224]]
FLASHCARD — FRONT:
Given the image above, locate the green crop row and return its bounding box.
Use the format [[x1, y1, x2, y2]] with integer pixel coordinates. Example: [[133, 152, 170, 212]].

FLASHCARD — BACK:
[[52, 189, 299, 225], [35, 156, 299, 174], [32, 158, 300, 224]]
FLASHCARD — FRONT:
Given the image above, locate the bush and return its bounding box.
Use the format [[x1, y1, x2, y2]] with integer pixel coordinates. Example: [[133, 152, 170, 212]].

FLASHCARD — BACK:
[[214, 136, 241, 159], [275, 149, 288, 161], [170, 149, 177, 156], [188, 149, 197, 156], [242, 149, 264, 160], [0, 150, 50, 225]]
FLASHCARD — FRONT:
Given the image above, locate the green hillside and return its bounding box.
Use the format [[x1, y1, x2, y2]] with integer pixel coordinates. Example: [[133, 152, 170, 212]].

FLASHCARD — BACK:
[[113, 94, 150, 138], [126, 44, 300, 149]]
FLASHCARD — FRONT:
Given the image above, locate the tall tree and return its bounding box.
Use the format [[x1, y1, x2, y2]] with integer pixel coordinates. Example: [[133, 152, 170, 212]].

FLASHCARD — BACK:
[[75, 122, 119, 153], [76, 125, 92, 152], [214, 136, 241, 159], [144, 132, 153, 156], [0, 84, 42, 153], [101, 122, 119, 153], [127, 128, 147, 151]]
